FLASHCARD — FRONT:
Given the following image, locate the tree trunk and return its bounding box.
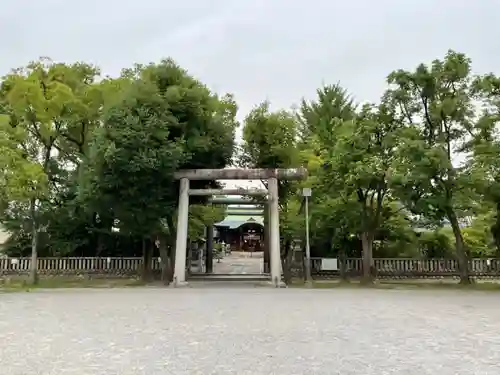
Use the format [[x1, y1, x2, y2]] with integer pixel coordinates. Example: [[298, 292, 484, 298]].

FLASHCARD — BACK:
[[361, 232, 374, 284], [263, 208, 270, 273], [166, 215, 176, 282], [168, 244, 176, 280], [205, 225, 214, 273], [141, 238, 153, 282], [281, 239, 293, 284], [29, 198, 39, 285], [97, 213, 113, 257], [30, 142, 53, 283], [158, 235, 171, 285], [491, 202, 500, 257], [447, 208, 471, 284], [339, 246, 347, 281]]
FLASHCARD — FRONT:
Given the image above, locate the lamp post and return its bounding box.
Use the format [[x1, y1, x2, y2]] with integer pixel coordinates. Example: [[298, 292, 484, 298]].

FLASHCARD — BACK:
[[302, 187, 312, 283]]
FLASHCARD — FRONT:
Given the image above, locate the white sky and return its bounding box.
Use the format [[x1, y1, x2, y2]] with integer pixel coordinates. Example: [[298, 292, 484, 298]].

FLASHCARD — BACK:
[[2, 0, 499, 188]]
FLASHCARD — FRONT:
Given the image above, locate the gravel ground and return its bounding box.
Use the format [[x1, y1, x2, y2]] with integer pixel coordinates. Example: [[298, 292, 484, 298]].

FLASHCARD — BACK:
[[1, 287, 499, 375], [213, 252, 263, 274]]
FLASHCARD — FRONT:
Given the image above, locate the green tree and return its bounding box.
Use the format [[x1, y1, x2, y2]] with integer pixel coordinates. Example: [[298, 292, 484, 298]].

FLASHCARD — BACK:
[[417, 230, 453, 258], [188, 205, 225, 240], [375, 205, 419, 258], [298, 84, 356, 143], [297, 83, 362, 268], [0, 59, 101, 283], [468, 73, 500, 256], [0, 114, 46, 203], [387, 50, 478, 283], [240, 101, 300, 281], [81, 59, 236, 281], [321, 104, 399, 282], [241, 101, 298, 170]]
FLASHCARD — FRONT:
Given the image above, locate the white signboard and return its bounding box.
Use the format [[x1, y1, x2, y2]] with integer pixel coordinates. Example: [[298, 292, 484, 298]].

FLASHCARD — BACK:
[[321, 258, 338, 271]]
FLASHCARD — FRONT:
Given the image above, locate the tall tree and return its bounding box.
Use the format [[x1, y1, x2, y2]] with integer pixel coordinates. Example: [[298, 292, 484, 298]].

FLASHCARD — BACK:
[[386, 50, 477, 283], [240, 101, 299, 279], [0, 59, 100, 283], [321, 104, 398, 282], [297, 84, 360, 266], [467, 73, 500, 256], [241, 101, 298, 170], [298, 83, 356, 143], [81, 59, 236, 281]]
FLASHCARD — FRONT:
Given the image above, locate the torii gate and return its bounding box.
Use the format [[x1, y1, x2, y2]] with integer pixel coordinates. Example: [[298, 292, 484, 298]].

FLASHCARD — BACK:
[[172, 168, 307, 287]]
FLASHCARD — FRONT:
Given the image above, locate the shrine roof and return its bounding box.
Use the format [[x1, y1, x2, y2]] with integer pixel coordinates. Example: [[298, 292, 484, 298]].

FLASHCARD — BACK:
[[214, 215, 264, 229]]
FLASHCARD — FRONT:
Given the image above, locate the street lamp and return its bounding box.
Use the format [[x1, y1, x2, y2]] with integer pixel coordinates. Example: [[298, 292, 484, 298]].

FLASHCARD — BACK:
[[302, 187, 312, 283]]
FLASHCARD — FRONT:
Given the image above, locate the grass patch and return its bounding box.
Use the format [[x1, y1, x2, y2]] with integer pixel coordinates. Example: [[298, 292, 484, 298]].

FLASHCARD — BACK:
[[289, 278, 500, 291], [0, 277, 146, 293]]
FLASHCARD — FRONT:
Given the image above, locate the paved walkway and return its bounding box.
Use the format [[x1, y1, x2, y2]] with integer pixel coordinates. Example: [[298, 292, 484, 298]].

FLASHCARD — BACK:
[[1, 288, 500, 374], [213, 251, 263, 274]]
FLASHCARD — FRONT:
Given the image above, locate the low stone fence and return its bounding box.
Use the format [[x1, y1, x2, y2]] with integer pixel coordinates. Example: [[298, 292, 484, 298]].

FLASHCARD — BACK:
[[300, 258, 500, 279], [2, 256, 500, 279], [0, 257, 161, 277]]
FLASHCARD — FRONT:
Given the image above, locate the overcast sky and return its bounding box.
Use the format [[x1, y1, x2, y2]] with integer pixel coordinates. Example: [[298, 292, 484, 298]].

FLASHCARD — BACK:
[[3, 0, 500, 115], [2, 0, 499, 186]]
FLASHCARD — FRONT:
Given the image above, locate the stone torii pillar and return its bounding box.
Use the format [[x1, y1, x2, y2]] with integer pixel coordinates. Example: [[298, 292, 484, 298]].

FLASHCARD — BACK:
[[172, 168, 307, 287], [267, 176, 281, 286], [173, 177, 190, 286]]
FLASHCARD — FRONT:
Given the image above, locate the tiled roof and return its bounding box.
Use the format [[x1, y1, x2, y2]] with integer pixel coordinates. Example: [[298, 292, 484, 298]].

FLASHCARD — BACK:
[[214, 215, 264, 229]]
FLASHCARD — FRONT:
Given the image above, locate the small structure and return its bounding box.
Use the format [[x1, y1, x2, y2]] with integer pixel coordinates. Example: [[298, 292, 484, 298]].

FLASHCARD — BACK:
[[214, 205, 264, 252]]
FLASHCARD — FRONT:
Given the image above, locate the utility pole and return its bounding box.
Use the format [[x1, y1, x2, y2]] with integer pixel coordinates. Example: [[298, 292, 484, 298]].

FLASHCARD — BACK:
[[302, 187, 312, 284]]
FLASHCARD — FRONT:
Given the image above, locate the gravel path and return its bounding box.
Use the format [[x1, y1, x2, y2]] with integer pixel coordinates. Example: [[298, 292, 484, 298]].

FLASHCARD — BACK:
[[213, 252, 263, 274], [1, 287, 499, 375]]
